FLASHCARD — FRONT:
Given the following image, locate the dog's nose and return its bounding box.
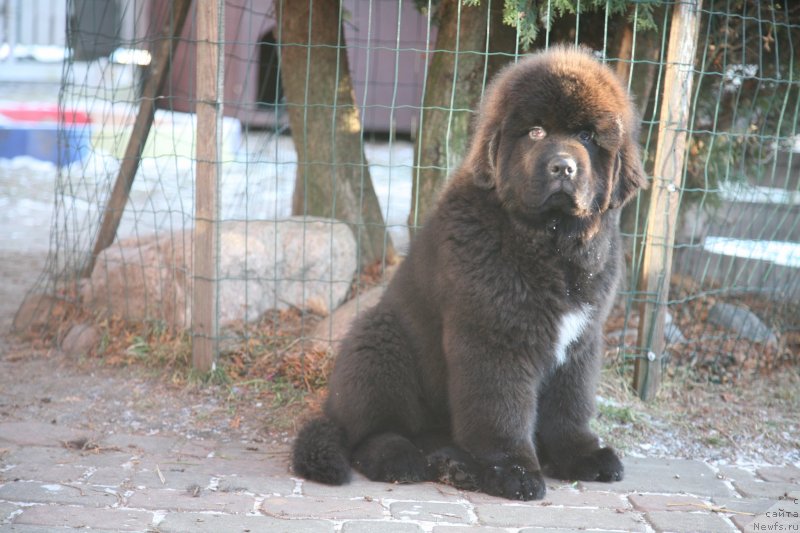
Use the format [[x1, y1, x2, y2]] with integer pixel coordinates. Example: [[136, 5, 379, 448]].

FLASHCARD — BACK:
[[548, 156, 577, 179]]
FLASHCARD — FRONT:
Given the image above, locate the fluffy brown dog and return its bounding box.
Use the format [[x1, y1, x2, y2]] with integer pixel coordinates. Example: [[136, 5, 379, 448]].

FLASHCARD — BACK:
[[292, 46, 647, 501]]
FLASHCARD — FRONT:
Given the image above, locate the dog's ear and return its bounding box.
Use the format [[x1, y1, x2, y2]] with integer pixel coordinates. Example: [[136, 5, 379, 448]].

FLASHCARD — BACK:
[[468, 128, 501, 190], [609, 139, 648, 209]]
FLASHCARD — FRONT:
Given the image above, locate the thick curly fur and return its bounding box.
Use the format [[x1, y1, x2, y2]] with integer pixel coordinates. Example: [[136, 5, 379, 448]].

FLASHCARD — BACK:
[[292, 418, 350, 485], [291, 46, 646, 500]]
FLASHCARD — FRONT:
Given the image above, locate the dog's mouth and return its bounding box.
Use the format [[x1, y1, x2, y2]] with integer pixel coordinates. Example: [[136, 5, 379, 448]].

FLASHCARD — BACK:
[[539, 189, 593, 218], [542, 190, 576, 209]]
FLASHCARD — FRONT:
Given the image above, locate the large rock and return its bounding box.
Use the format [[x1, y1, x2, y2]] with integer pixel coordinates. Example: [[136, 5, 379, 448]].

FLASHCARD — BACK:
[[13, 293, 76, 332], [82, 217, 357, 327], [217, 219, 356, 322], [310, 284, 385, 353], [707, 302, 778, 347], [81, 230, 192, 327], [61, 323, 100, 357]]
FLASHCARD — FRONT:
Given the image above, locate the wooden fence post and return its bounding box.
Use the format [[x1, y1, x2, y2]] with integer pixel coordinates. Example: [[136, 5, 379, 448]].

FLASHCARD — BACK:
[[192, 0, 223, 372], [635, 0, 703, 400], [81, 0, 192, 278]]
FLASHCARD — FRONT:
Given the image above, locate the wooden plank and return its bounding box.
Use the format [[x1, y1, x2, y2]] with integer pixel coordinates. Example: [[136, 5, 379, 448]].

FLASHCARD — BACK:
[[81, 0, 192, 278], [634, 0, 703, 400], [192, 0, 223, 372]]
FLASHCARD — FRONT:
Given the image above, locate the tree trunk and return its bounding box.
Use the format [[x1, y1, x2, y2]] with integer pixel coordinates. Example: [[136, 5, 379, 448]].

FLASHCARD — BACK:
[[277, 0, 395, 266], [408, 0, 515, 236]]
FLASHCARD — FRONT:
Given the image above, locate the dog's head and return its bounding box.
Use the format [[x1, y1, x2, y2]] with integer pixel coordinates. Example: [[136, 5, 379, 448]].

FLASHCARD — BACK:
[[464, 46, 647, 225]]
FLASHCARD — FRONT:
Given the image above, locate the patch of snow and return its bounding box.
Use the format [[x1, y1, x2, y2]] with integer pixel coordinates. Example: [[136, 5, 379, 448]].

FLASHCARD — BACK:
[[703, 236, 800, 268], [719, 181, 800, 206]]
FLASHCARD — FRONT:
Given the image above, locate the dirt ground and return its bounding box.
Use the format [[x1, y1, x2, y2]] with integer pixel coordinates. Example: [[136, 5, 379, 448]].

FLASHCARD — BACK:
[[0, 337, 288, 446], [0, 247, 285, 444], [1, 249, 798, 471]]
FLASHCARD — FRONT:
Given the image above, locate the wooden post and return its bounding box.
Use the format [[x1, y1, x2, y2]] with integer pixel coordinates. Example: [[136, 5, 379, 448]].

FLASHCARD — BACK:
[[192, 0, 223, 372], [81, 0, 192, 278], [634, 0, 702, 400]]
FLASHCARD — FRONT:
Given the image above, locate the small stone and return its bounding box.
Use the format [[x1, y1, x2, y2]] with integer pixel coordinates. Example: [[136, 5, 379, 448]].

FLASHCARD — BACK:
[[664, 312, 687, 345], [707, 302, 778, 346], [310, 284, 386, 353], [61, 323, 99, 357]]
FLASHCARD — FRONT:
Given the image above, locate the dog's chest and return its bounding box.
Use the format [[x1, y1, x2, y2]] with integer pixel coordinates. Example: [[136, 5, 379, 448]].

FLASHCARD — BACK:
[[553, 305, 593, 366]]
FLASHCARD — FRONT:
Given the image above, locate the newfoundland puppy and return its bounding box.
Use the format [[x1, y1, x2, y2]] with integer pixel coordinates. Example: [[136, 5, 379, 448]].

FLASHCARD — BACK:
[[292, 46, 647, 501]]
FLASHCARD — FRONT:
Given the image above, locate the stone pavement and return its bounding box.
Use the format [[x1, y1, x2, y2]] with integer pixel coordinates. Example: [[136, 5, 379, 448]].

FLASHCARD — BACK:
[[1, 420, 799, 532]]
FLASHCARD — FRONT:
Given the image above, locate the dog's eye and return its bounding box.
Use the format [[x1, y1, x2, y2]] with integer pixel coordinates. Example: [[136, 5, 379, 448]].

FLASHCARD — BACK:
[[529, 126, 546, 140], [578, 130, 595, 143]]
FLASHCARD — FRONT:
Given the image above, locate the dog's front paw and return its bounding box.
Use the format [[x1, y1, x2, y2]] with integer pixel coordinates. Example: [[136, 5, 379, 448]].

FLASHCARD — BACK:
[[426, 447, 481, 491], [479, 462, 546, 501], [352, 434, 432, 483], [566, 447, 624, 482]]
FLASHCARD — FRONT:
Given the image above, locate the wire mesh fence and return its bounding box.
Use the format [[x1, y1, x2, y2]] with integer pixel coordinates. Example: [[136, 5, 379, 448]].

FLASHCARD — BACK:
[[8, 0, 799, 398]]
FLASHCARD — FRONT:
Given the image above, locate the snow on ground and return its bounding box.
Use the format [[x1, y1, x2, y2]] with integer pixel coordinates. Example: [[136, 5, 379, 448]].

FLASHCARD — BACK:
[[0, 133, 415, 258]]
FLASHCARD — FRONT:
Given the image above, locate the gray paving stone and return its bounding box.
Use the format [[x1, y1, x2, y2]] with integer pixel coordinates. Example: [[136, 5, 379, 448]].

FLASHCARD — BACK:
[[1, 461, 86, 483], [1, 525, 107, 533], [466, 486, 629, 509], [746, 501, 800, 531], [1, 445, 78, 468], [217, 474, 296, 496], [0, 480, 118, 507], [545, 488, 630, 509], [390, 501, 471, 524], [433, 526, 592, 533], [126, 487, 254, 513], [102, 433, 179, 455], [0, 501, 20, 520], [580, 457, 734, 498], [518, 529, 627, 533], [303, 477, 460, 501], [13, 505, 152, 531], [733, 479, 799, 499], [171, 439, 218, 458], [0, 422, 91, 447], [156, 512, 334, 532], [162, 455, 287, 478], [729, 498, 800, 532], [628, 493, 707, 512], [0, 430, 790, 533], [462, 480, 573, 504], [83, 465, 134, 486], [475, 503, 648, 531], [72, 450, 139, 469], [730, 512, 758, 532], [131, 464, 215, 490], [756, 465, 800, 484], [646, 510, 737, 532], [432, 525, 506, 533], [215, 440, 292, 459], [711, 497, 775, 515], [261, 496, 385, 520], [717, 466, 756, 483], [342, 520, 424, 532]]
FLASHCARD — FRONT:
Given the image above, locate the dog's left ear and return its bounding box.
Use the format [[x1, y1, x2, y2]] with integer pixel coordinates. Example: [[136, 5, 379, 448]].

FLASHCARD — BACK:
[[609, 139, 648, 209], [465, 125, 501, 190]]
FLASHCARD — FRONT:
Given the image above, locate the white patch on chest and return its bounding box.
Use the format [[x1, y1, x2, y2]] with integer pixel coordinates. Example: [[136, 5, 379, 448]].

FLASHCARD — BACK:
[[554, 305, 593, 366]]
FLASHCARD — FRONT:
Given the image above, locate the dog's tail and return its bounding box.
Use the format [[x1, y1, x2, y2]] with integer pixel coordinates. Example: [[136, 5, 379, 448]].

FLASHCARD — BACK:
[[291, 417, 351, 485]]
